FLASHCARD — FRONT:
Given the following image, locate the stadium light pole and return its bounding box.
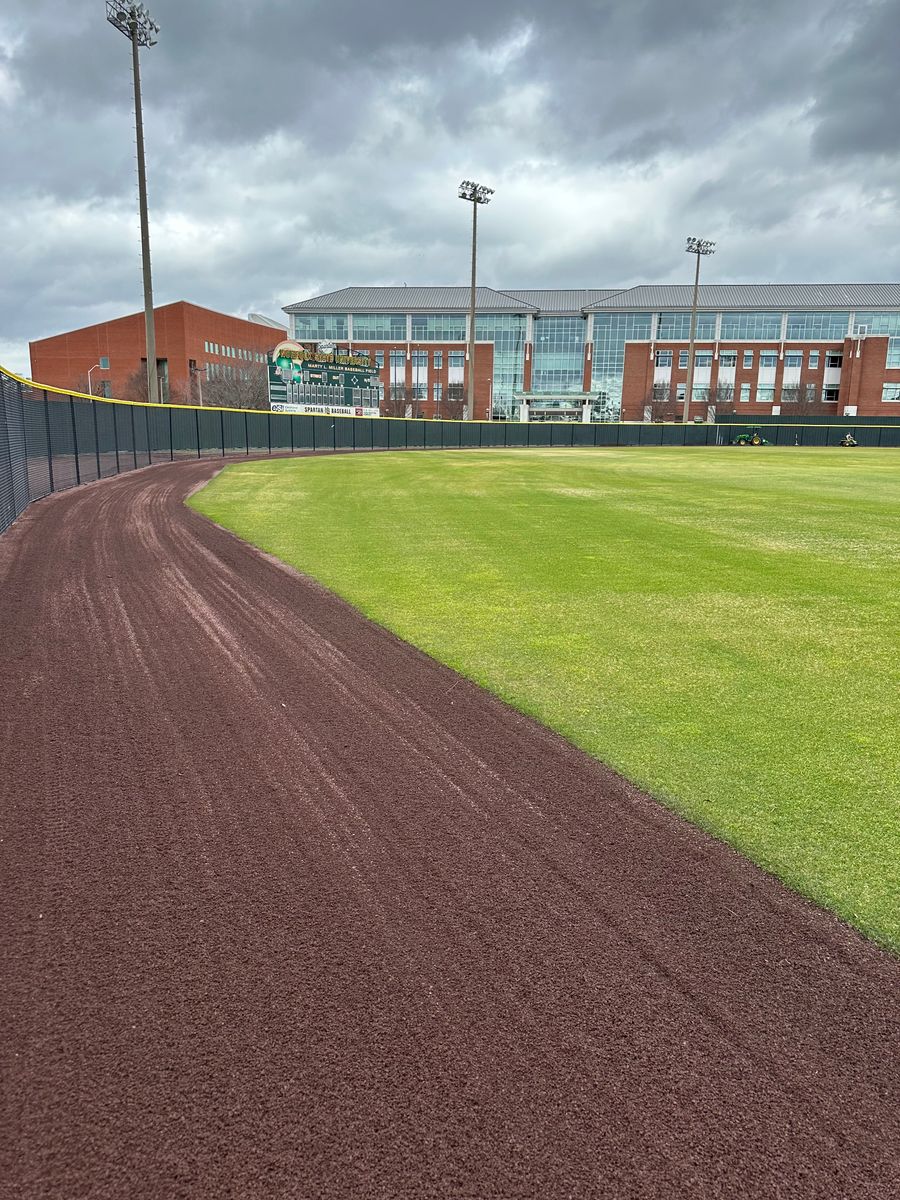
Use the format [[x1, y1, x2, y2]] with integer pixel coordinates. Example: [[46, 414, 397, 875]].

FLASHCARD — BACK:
[[682, 236, 716, 424], [458, 180, 494, 421], [107, 2, 161, 404]]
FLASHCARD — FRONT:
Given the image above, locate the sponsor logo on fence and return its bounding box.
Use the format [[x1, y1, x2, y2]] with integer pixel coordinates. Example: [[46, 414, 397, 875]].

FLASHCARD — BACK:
[[270, 402, 381, 418]]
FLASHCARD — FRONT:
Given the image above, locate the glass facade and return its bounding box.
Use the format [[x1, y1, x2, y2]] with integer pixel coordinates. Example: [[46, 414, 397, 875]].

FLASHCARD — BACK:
[[719, 312, 782, 340], [291, 313, 348, 340], [530, 317, 586, 395], [855, 312, 900, 335], [591, 312, 653, 412], [657, 312, 717, 340], [475, 314, 527, 417], [352, 313, 407, 340], [785, 312, 850, 339], [411, 314, 467, 341]]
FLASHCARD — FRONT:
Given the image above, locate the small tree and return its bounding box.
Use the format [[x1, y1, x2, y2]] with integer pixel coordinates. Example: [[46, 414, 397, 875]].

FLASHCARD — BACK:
[[443, 382, 466, 421], [645, 381, 680, 422], [781, 382, 828, 416], [203, 365, 269, 410]]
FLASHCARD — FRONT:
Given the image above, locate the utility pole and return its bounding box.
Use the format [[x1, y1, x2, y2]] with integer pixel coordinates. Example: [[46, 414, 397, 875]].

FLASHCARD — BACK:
[[682, 237, 716, 424], [107, 3, 161, 403], [458, 180, 494, 421]]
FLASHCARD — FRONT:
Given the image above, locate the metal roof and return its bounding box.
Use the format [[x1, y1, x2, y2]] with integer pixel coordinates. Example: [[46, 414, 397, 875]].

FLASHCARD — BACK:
[[285, 282, 900, 318], [500, 289, 619, 312], [283, 287, 538, 314], [587, 283, 900, 311]]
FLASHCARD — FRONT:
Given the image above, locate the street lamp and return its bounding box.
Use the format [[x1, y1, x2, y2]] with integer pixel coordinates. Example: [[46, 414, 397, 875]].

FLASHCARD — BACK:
[[87, 363, 102, 395], [682, 236, 716, 424], [107, 2, 161, 404], [458, 180, 494, 421]]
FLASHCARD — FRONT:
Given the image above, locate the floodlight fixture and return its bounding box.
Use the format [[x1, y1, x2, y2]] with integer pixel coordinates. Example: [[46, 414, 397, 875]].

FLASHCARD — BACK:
[[458, 180, 494, 205], [106, 1, 159, 47], [106, 1, 161, 402], [686, 237, 716, 256], [682, 235, 717, 424], [458, 179, 496, 419]]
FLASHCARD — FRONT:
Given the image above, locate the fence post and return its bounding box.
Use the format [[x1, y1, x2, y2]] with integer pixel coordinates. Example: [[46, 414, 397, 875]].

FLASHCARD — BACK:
[[196, 407, 201, 458], [168, 405, 174, 461], [220, 409, 225, 456], [43, 392, 55, 493], [290, 415, 294, 454], [145, 405, 152, 464], [268, 413, 272, 456], [351, 416, 356, 452], [130, 404, 138, 469], [244, 411, 249, 455], [69, 397, 81, 484], [91, 399, 101, 479], [332, 420, 336, 452]]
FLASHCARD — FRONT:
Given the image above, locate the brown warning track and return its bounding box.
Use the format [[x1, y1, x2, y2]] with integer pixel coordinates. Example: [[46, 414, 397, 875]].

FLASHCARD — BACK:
[[1, 458, 898, 1200]]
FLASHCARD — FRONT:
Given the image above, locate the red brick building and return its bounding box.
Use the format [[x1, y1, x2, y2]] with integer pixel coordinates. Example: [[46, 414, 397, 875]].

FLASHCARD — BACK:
[[29, 302, 285, 404]]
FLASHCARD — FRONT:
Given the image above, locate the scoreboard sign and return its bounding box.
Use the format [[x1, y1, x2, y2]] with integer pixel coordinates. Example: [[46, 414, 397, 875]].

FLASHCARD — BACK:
[[268, 339, 382, 414]]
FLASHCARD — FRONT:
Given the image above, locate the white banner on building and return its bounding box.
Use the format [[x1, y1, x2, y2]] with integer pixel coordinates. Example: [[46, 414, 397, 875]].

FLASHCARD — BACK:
[[270, 402, 381, 418]]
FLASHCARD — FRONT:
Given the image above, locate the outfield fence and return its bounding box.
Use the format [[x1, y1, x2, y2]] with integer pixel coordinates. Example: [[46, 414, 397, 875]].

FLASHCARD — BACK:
[[3, 363, 900, 535]]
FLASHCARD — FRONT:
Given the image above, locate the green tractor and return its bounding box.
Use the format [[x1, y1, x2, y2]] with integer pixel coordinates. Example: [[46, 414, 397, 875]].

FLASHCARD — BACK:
[[733, 428, 771, 446]]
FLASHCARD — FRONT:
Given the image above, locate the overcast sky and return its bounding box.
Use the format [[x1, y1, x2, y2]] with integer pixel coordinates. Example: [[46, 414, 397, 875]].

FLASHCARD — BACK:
[[2, 0, 899, 372]]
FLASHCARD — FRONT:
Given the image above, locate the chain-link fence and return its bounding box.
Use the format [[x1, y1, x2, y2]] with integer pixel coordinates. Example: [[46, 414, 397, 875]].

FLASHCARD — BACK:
[[3, 366, 900, 535]]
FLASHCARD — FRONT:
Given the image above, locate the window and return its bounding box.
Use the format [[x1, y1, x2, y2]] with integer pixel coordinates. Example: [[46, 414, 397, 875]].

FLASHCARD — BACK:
[[293, 314, 348, 341], [433, 351, 443, 370], [695, 351, 713, 367], [785, 312, 850, 340], [887, 339, 900, 368], [719, 351, 737, 367], [822, 387, 840, 403], [808, 350, 819, 369], [657, 312, 716, 340], [756, 387, 775, 404], [824, 351, 843, 369], [740, 384, 751, 403], [411, 350, 428, 400], [389, 350, 405, 388], [759, 351, 778, 368], [411, 314, 467, 342], [784, 351, 803, 369], [675, 384, 686, 401], [375, 351, 384, 369], [743, 350, 753, 369], [882, 384, 900, 402], [720, 312, 781, 340], [433, 382, 443, 402], [100, 381, 111, 398], [351, 313, 407, 340], [655, 350, 673, 367], [678, 350, 688, 369], [448, 350, 465, 386], [99, 356, 109, 370]]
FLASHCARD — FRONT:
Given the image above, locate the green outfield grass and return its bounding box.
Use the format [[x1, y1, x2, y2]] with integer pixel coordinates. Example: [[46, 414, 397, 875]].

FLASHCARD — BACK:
[[191, 447, 900, 951]]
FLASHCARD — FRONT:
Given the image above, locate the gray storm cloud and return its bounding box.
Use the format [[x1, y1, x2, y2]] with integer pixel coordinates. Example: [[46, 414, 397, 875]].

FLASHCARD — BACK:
[[1, 0, 898, 373]]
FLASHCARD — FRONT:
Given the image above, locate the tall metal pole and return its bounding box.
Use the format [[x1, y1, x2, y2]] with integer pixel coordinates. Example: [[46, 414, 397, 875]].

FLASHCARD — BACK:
[[681, 237, 716, 425], [458, 180, 493, 422], [468, 198, 477, 422], [130, 23, 159, 404], [682, 250, 701, 425]]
